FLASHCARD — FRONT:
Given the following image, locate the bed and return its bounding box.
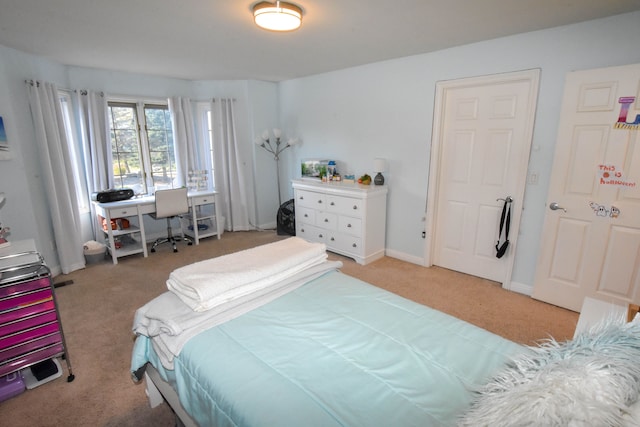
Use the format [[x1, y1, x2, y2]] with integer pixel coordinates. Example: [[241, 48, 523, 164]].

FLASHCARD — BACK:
[[131, 238, 640, 427]]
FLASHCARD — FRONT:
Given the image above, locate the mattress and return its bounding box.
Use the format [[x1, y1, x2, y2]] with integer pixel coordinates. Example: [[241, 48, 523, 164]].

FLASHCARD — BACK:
[[132, 270, 523, 427]]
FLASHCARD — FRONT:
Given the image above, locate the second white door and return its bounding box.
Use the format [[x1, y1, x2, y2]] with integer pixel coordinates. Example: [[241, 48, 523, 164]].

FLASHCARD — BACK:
[[426, 70, 540, 285]]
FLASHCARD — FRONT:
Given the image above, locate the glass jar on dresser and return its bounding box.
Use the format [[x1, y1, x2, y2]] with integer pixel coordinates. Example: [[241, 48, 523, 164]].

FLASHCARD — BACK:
[[292, 179, 387, 265]]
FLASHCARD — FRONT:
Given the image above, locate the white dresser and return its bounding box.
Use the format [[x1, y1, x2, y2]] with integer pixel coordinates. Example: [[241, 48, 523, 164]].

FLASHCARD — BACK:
[[292, 179, 387, 265]]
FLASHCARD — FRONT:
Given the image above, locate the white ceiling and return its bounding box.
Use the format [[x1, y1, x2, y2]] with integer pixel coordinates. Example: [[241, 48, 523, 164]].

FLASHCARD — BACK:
[[0, 0, 639, 82]]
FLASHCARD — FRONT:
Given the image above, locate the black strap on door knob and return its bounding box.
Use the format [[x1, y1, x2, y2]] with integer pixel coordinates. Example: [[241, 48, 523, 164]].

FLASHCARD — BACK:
[[496, 198, 512, 259]]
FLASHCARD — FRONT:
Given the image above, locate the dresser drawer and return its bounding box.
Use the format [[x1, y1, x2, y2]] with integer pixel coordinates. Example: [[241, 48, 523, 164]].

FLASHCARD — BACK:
[[328, 233, 362, 255], [327, 195, 363, 217], [295, 190, 325, 209], [296, 223, 326, 244], [315, 212, 337, 230], [0, 289, 52, 312], [296, 207, 316, 225], [338, 216, 362, 236], [0, 277, 50, 298]]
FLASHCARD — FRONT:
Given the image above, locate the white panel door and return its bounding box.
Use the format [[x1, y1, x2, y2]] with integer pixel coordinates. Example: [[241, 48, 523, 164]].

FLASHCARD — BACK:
[[532, 63, 640, 312], [428, 70, 540, 284]]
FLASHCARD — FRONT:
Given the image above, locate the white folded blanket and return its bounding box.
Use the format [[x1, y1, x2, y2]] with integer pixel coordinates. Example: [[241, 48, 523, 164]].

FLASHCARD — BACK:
[[167, 237, 328, 312], [134, 260, 343, 369]]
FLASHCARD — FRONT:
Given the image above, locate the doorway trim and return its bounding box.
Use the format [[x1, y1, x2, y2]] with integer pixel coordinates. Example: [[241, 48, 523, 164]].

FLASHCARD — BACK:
[[424, 69, 540, 290]]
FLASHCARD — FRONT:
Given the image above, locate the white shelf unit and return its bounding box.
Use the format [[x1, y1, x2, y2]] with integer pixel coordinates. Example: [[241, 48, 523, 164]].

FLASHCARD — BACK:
[[94, 202, 148, 264], [181, 193, 223, 245]]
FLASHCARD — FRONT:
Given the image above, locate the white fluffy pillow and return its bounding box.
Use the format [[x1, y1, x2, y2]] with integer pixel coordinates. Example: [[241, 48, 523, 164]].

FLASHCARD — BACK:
[[458, 320, 640, 427]]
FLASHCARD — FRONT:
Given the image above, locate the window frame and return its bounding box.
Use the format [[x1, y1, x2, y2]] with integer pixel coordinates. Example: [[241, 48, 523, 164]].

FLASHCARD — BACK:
[[107, 97, 176, 195]]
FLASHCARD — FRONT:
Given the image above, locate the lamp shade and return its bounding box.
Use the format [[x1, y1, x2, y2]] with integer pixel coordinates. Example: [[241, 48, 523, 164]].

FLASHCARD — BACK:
[[374, 158, 387, 173], [253, 2, 302, 32]]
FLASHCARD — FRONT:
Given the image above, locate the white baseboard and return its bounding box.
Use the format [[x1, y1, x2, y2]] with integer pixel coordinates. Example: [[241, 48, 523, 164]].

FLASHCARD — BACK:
[[507, 281, 533, 296], [383, 248, 534, 297], [384, 249, 426, 266]]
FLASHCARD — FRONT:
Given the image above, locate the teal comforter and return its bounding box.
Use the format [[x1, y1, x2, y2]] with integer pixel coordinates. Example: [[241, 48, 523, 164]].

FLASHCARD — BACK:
[[132, 270, 522, 426]]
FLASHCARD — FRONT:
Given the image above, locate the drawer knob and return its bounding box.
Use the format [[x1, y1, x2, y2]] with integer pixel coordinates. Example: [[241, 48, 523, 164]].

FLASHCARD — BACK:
[[324, 218, 329, 223], [347, 224, 352, 228], [353, 205, 358, 210], [318, 200, 322, 204], [299, 196, 304, 200], [301, 228, 305, 232], [330, 202, 335, 206], [122, 210, 128, 214], [319, 234, 323, 238], [330, 237, 335, 241], [352, 243, 357, 248], [304, 214, 308, 218]]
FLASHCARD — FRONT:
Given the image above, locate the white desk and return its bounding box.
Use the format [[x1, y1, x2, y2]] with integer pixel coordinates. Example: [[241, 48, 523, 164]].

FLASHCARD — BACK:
[[93, 190, 222, 264]]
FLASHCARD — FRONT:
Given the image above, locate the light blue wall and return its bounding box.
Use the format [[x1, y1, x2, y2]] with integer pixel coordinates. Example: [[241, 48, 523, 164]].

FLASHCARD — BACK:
[[0, 11, 638, 284], [278, 12, 640, 289], [0, 45, 71, 269]]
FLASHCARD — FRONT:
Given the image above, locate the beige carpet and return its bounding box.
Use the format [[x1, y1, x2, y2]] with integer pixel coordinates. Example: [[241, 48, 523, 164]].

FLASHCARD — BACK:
[[0, 231, 578, 426]]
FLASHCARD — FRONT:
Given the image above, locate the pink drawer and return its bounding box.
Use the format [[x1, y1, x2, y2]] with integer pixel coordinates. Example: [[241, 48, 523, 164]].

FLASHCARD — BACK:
[[0, 321, 60, 350], [0, 310, 58, 338], [0, 300, 55, 325], [0, 289, 52, 312], [0, 343, 63, 377], [0, 331, 62, 364], [0, 277, 50, 298]]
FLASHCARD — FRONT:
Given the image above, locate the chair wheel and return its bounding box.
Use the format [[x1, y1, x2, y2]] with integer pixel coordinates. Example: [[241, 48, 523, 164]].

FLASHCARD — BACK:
[[188, 242, 193, 246], [173, 248, 178, 253], [151, 248, 156, 253]]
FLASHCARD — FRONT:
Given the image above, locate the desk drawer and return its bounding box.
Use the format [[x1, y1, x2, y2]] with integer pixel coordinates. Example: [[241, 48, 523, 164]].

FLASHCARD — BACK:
[[107, 206, 138, 217], [192, 195, 215, 205]]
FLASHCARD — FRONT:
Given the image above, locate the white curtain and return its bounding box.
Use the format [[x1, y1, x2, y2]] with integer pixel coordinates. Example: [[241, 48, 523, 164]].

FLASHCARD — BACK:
[[169, 97, 200, 187], [77, 90, 111, 192], [76, 90, 111, 239], [27, 81, 85, 273], [212, 98, 250, 231]]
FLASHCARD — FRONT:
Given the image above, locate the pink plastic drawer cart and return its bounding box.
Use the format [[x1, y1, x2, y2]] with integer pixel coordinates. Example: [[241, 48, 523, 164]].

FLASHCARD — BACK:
[[0, 241, 74, 383]]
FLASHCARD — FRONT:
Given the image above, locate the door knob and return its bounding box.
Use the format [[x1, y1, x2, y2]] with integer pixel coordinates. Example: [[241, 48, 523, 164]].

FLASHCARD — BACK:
[[549, 202, 567, 212]]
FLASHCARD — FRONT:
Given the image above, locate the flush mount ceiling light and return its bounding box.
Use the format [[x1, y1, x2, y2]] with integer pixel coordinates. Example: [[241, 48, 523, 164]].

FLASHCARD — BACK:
[[253, 1, 302, 32]]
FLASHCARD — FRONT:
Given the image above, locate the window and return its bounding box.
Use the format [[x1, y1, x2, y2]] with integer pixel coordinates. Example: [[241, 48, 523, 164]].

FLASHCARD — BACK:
[[108, 101, 176, 194]]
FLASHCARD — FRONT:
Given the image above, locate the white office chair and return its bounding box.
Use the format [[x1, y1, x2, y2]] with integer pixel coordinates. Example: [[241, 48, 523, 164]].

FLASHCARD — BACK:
[[149, 187, 193, 253]]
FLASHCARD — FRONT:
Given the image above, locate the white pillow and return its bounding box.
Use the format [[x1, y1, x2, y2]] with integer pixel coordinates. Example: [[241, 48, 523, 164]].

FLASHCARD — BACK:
[[458, 320, 640, 427]]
